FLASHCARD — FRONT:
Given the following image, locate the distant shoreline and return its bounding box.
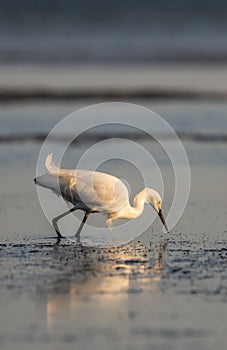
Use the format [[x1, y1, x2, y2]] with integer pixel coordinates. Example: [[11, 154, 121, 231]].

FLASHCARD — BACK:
[[1, 53, 227, 65], [0, 88, 227, 102], [1, 131, 227, 143]]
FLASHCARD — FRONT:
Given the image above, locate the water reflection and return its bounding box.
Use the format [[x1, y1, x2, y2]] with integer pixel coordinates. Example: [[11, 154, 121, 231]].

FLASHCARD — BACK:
[[44, 240, 168, 334]]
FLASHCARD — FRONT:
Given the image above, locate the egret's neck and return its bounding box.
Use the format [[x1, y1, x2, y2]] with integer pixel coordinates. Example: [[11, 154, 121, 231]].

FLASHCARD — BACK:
[[132, 188, 147, 216], [114, 189, 147, 220]]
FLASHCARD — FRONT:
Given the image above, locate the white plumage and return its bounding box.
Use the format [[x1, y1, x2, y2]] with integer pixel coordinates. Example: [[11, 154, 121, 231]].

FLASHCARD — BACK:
[[34, 154, 168, 240]]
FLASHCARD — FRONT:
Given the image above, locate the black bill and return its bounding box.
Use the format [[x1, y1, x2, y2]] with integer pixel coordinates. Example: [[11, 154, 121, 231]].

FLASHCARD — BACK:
[[158, 209, 169, 232]]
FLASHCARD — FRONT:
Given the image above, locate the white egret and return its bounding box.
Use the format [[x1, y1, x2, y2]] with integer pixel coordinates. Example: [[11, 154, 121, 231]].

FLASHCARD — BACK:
[[34, 154, 168, 240]]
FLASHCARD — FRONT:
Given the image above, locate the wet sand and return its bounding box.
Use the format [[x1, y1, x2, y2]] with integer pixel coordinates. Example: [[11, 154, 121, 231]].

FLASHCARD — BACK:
[[0, 143, 227, 349]]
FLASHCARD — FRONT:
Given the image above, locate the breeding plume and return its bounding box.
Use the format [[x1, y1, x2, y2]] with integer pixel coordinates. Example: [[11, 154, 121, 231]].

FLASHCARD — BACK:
[[34, 154, 168, 240]]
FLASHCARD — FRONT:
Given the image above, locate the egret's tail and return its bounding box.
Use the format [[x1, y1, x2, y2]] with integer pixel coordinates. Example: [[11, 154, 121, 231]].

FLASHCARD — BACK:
[[45, 153, 60, 175], [45, 153, 75, 177], [34, 154, 71, 192]]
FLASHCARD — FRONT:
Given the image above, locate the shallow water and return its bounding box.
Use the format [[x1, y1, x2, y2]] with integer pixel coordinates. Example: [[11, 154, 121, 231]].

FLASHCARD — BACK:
[[1, 233, 227, 350]]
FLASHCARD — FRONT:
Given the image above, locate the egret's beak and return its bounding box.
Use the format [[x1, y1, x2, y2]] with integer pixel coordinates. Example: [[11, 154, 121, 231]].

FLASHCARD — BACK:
[[158, 209, 169, 232]]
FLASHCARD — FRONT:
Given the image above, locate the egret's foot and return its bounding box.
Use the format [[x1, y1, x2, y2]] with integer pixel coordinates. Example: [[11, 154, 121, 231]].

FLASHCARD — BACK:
[[75, 232, 80, 239], [75, 235, 81, 244], [56, 232, 66, 240], [52, 219, 62, 239], [55, 232, 62, 240], [54, 234, 67, 246]]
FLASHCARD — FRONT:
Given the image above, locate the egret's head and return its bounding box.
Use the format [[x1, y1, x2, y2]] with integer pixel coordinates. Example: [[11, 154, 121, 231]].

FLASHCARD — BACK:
[[145, 188, 168, 232]]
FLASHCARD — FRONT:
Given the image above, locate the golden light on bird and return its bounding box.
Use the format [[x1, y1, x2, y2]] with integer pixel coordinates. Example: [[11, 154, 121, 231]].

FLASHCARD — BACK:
[[34, 154, 169, 240]]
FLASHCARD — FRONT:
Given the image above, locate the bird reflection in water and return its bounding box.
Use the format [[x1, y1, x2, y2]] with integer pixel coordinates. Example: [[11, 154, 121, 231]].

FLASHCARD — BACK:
[[44, 240, 168, 334]]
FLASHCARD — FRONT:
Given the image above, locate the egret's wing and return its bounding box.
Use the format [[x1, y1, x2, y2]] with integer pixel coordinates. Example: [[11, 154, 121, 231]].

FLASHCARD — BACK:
[[69, 170, 129, 212], [45, 154, 129, 212]]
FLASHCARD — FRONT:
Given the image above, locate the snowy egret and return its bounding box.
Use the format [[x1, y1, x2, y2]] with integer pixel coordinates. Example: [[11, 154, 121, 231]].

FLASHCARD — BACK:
[[34, 154, 168, 240]]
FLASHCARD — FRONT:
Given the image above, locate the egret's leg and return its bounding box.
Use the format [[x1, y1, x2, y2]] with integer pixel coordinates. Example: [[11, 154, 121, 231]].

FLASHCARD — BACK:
[[75, 212, 89, 238], [52, 207, 78, 239]]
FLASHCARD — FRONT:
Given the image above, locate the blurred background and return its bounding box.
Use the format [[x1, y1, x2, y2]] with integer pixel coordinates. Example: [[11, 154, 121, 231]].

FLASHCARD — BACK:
[[1, 0, 227, 64], [0, 0, 227, 140]]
